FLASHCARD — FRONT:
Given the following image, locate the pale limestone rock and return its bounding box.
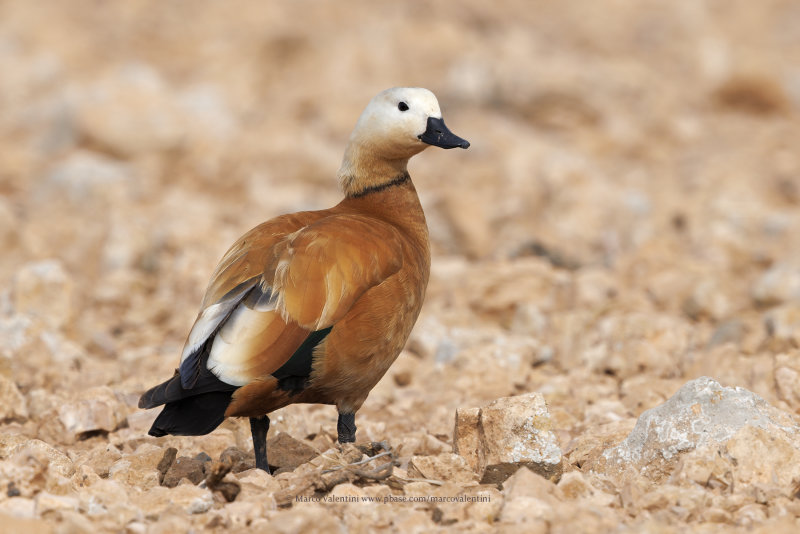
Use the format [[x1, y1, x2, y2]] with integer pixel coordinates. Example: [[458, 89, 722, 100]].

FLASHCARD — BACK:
[[436, 485, 504, 524], [0, 374, 28, 421], [12, 260, 73, 329], [210, 500, 267, 529], [455, 392, 562, 484], [555, 471, 615, 507], [394, 431, 450, 458], [327, 483, 367, 501], [78, 444, 122, 478], [683, 278, 731, 320], [774, 351, 800, 411], [387, 509, 435, 534], [6, 438, 75, 479], [406, 453, 480, 485], [361, 484, 392, 502], [724, 425, 800, 488], [57, 386, 126, 441], [734, 503, 768, 527], [0, 497, 36, 519], [453, 407, 481, 471], [752, 263, 800, 305], [25, 389, 60, 421], [499, 468, 556, 525], [34, 492, 79, 516], [108, 460, 160, 490], [597, 377, 800, 487], [233, 468, 280, 510], [71, 464, 101, 489], [502, 466, 559, 502], [125, 409, 159, 433], [264, 507, 347, 534], [764, 304, 800, 346], [401, 480, 439, 498], [132, 485, 213, 516]]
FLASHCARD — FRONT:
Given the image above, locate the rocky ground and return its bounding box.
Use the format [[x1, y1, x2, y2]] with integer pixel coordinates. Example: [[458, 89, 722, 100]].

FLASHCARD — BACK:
[[1, 0, 800, 532]]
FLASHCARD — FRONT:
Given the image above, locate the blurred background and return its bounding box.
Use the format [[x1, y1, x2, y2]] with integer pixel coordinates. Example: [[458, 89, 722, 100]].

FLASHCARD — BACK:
[[1, 0, 799, 503]]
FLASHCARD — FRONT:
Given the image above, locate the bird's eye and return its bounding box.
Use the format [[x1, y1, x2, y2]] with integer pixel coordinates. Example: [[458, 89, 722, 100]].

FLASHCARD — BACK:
[[398, 101, 409, 112]]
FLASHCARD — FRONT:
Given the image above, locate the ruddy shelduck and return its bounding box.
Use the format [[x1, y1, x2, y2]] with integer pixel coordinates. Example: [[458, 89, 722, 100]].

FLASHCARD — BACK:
[[139, 87, 469, 472]]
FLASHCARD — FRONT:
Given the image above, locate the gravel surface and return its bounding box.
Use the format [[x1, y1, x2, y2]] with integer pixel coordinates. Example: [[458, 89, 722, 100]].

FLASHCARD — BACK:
[[1, 1, 800, 532]]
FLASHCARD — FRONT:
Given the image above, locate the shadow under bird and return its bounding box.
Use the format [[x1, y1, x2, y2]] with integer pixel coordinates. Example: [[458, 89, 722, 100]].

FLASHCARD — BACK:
[[138, 87, 469, 472]]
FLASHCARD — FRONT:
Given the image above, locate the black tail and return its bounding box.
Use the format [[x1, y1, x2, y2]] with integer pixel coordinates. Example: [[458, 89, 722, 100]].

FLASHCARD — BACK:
[[139, 371, 237, 437], [148, 391, 235, 437]]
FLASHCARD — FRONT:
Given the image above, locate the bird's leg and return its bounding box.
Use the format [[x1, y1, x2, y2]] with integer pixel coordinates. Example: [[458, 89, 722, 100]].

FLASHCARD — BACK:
[[249, 415, 270, 473], [337, 412, 356, 443]]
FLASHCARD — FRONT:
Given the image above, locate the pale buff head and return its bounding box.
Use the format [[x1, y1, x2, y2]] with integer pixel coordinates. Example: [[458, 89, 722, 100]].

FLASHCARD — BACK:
[[338, 87, 469, 195]]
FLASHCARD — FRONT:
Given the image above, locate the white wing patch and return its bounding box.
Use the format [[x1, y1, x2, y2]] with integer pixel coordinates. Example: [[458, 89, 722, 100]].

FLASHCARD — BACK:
[[206, 285, 279, 386], [180, 279, 257, 365]]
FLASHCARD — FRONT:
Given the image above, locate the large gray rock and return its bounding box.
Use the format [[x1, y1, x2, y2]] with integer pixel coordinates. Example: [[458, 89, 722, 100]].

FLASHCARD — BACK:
[[596, 377, 800, 489]]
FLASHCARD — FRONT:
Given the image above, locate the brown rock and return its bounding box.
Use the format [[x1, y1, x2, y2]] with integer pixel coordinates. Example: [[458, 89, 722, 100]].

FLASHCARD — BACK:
[[266, 432, 318, 471], [205, 459, 240, 502], [219, 446, 254, 473], [161, 456, 208, 488], [156, 447, 178, 481]]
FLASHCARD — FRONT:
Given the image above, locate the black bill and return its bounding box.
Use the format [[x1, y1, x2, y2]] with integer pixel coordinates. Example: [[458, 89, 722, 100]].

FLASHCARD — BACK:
[[418, 117, 470, 149]]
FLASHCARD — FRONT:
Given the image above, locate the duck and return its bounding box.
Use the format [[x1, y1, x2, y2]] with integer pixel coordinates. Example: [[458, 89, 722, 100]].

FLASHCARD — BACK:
[[138, 87, 469, 472]]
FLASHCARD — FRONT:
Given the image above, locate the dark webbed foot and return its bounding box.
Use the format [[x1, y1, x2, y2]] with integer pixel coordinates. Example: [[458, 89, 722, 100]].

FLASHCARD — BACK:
[[249, 415, 270, 473], [337, 413, 356, 443]]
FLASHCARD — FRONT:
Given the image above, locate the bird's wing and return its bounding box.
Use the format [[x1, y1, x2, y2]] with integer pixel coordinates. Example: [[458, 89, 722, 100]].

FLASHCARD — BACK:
[[178, 213, 404, 389]]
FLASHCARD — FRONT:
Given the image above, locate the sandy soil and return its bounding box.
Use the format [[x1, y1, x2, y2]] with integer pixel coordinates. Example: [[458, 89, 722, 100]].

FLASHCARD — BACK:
[[1, 1, 800, 532]]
